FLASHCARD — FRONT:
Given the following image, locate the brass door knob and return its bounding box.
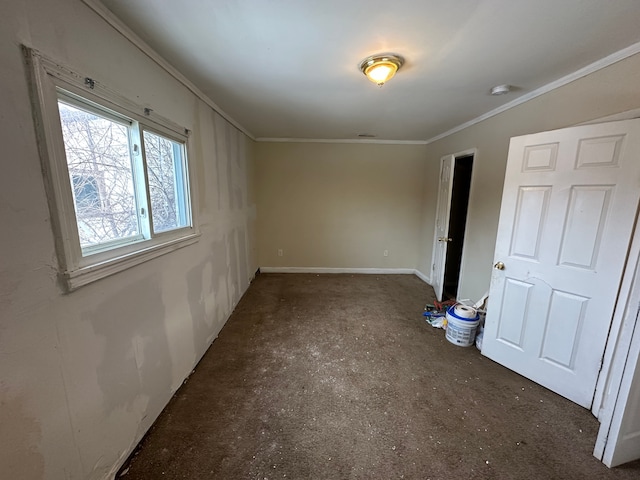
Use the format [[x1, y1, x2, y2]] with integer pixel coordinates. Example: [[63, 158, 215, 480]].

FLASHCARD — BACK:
[[494, 261, 505, 270]]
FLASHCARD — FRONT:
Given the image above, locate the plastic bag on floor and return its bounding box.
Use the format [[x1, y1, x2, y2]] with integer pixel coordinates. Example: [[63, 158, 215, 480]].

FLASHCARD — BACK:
[[425, 313, 447, 329]]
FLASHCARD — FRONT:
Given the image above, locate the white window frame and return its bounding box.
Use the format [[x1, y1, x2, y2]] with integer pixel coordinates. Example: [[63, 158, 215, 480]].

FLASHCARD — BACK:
[[26, 47, 200, 291]]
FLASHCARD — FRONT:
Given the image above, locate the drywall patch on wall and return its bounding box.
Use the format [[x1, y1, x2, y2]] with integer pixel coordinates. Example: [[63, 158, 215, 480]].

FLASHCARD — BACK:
[[236, 226, 249, 292], [192, 100, 208, 211], [212, 236, 232, 322], [227, 124, 237, 211], [87, 275, 171, 417], [228, 229, 240, 308], [214, 112, 231, 211], [187, 257, 217, 357], [216, 119, 251, 215], [61, 275, 177, 479], [155, 263, 198, 392], [234, 174, 245, 210], [1, 0, 257, 477], [94, 393, 151, 480], [185, 225, 252, 357], [0, 387, 45, 480], [213, 116, 224, 212], [234, 128, 246, 209]]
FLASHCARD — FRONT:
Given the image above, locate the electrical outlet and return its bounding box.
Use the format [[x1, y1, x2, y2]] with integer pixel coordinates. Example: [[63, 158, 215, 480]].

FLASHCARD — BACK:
[[277, 249, 283, 257], [383, 250, 389, 257]]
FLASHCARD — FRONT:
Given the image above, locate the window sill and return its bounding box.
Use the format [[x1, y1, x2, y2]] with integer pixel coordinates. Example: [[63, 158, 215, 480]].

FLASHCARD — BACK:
[[63, 232, 200, 291]]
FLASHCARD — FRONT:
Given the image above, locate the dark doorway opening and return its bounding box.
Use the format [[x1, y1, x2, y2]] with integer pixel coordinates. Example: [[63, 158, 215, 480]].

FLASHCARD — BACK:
[[443, 154, 473, 299]]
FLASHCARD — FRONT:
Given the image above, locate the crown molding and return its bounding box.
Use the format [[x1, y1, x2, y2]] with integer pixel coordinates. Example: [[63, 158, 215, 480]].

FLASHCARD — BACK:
[[80, 0, 640, 147], [425, 40, 640, 144], [81, 0, 255, 140]]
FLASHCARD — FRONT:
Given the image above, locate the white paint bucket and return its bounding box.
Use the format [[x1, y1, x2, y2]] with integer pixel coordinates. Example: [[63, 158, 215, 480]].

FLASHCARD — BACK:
[[445, 305, 480, 347]]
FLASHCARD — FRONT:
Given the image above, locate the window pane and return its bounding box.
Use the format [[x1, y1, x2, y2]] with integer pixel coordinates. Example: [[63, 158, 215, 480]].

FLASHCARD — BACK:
[[58, 101, 140, 250], [143, 131, 190, 233]]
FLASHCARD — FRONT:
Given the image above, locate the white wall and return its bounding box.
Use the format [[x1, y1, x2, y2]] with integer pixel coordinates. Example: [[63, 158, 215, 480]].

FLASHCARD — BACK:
[[0, 1, 256, 479], [256, 142, 427, 270], [418, 52, 640, 303]]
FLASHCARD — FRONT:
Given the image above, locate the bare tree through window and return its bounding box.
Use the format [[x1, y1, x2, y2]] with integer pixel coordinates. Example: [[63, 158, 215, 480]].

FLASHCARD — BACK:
[[143, 130, 188, 233], [58, 101, 139, 248]]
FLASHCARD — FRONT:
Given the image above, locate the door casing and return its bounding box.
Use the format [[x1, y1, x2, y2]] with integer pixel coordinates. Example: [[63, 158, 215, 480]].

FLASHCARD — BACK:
[[594, 221, 640, 466], [431, 148, 476, 301]]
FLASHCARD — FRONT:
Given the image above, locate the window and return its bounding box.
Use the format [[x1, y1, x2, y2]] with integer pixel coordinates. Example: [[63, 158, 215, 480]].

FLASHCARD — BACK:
[[59, 98, 141, 252], [27, 48, 199, 290], [142, 130, 190, 234]]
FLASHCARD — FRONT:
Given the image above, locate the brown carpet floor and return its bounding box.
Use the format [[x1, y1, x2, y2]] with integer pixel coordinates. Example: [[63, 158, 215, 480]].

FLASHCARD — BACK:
[[119, 273, 640, 479]]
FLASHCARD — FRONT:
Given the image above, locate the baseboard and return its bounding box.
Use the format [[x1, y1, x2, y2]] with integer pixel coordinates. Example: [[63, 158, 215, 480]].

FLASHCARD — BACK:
[[413, 269, 432, 285], [259, 267, 432, 284], [259, 267, 416, 275]]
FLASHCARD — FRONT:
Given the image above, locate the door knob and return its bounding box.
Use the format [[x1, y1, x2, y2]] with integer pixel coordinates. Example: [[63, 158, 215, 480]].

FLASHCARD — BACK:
[[494, 261, 505, 270], [438, 237, 452, 242]]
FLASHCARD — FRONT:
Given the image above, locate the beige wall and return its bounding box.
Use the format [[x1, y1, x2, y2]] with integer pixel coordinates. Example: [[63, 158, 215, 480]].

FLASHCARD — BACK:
[[256, 142, 428, 270], [255, 53, 640, 304], [418, 53, 640, 303], [0, 1, 256, 478], [4, 2, 640, 478]]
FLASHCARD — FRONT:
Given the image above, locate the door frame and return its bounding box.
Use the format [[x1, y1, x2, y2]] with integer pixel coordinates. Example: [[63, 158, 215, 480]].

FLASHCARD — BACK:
[[431, 148, 477, 301], [594, 210, 640, 464], [576, 111, 640, 418], [592, 210, 640, 418], [578, 112, 640, 465]]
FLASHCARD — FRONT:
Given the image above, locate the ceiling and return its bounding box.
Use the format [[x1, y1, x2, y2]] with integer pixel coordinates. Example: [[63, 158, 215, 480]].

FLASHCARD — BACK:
[[99, 0, 640, 142]]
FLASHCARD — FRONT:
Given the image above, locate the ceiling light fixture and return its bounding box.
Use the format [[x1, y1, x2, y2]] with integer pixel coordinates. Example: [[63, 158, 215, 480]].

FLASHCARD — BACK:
[[359, 54, 404, 86], [490, 84, 511, 95]]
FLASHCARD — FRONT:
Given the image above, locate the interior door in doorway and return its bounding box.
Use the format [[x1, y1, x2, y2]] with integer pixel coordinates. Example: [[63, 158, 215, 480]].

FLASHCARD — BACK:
[[431, 155, 454, 301], [443, 156, 473, 298], [432, 153, 473, 301], [483, 119, 640, 408]]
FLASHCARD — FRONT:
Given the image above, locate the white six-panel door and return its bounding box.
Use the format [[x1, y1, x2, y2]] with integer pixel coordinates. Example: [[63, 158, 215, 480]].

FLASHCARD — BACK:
[[483, 119, 640, 408]]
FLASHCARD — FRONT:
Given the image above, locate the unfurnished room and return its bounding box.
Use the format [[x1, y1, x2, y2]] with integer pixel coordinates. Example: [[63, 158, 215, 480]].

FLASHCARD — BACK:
[[3, 1, 640, 479]]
